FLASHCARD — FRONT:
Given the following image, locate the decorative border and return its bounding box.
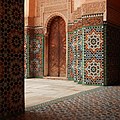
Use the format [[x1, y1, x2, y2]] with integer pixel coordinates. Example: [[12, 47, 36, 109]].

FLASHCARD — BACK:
[[68, 19, 83, 82], [103, 22, 107, 85], [24, 34, 30, 78], [82, 14, 103, 27], [68, 31, 74, 80]]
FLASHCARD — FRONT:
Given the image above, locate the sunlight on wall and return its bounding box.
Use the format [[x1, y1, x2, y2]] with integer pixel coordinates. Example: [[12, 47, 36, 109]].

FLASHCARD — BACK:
[[74, 0, 86, 10], [24, 0, 29, 17]]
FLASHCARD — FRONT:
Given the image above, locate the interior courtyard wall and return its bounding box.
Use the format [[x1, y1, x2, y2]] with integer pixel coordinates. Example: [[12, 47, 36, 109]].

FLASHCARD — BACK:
[[1, 0, 120, 119], [25, 0, 108, 85]]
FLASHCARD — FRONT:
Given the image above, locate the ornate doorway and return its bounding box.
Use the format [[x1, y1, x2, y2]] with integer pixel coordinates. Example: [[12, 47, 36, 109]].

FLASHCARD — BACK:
[[46, 16, 66, 77]]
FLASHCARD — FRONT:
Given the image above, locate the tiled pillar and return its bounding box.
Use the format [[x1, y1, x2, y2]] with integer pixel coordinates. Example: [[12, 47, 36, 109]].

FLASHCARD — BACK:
[[106, 1, 120, 85], [68, 14, 105, 85], [0, 0, 24, 118], [25, 27, 44, 78]]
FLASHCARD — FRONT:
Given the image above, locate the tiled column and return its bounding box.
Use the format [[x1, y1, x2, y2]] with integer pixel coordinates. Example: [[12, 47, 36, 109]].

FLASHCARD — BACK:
[[25, 27, 44, 78], [0, 0, 24, 118]]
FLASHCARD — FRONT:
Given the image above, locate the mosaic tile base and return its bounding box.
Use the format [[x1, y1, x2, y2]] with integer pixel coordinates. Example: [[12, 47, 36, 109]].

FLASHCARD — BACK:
[[83, 26, 104, 85], [24, 27, 44, 78]]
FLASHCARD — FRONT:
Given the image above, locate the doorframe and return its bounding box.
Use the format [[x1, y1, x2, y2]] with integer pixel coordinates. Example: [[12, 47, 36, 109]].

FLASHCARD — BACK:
[[44, 13, 68, 78]]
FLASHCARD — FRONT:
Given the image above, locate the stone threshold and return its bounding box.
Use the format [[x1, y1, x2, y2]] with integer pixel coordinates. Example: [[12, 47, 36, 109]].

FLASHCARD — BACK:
[[43, 76, 68, 80]]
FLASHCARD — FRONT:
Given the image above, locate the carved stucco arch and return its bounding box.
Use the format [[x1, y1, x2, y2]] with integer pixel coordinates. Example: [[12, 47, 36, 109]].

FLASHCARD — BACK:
[[44, 12, 67, 33]]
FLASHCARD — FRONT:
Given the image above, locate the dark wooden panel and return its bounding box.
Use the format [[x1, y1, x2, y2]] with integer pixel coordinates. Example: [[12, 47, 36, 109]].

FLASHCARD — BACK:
[[48, 17, 59, 76], [59, 17, 66, 77], [48, 17, 66, 77]]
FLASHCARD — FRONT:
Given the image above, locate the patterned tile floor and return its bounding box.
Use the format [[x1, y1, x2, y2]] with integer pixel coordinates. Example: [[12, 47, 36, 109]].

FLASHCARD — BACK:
[[8, 86, 120, 120]]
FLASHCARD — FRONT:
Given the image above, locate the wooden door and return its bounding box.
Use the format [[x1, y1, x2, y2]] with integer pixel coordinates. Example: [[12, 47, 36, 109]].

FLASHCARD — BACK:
[[48, 16, 66, 77]]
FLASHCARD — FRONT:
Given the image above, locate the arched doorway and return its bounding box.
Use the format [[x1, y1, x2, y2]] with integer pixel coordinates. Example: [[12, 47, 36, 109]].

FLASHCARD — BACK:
[[45, 16, 66, 77]]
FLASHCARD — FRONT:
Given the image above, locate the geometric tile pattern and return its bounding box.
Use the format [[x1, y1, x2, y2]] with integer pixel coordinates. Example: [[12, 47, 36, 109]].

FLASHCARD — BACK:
[[25, 27, 44, 78], [30, 34, 44, 78], [68, 15, 104, 85], [0, 0, 24, 118], [77, 29, 83, 83], [7, 86, 120, 120], [72, 28, 83, 83], [72, 30, 78, 82], [68, 20, 83, 83], [83, 26, 104, 85], [24, 28, 29, 78], [68, 31, 75, 80]]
